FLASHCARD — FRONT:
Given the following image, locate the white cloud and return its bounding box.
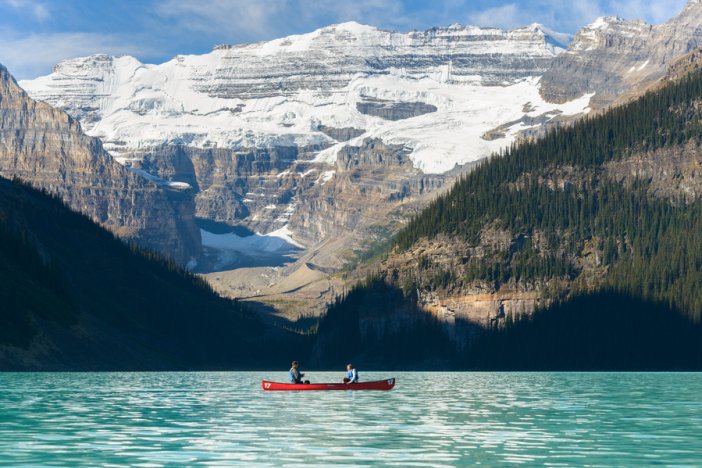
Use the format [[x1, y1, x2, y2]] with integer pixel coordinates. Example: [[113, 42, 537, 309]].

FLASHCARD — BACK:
[[153, 0, 410, 38], [143, 0, 696, 54], [2, 0, 50, 22], [465, 0, 687, 32], [152, 0, 627, 41], [466, 3, 522, 30], [153, 0, 289, 37], [300, 0, 406, 26], [0, 31, 159, 79], [611, 0, 687, 24], [466, 0, 603, 31]]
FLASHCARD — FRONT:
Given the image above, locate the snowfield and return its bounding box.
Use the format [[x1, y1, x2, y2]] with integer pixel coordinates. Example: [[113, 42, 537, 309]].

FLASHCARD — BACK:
[[200, 224, 304, 270], [19, 21, 592, 174], [312, 75, 593, 173], [201, 224, 304, 253]]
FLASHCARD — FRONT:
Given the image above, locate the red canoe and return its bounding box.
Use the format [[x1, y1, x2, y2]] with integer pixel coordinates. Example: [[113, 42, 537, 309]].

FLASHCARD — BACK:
[[262, 378, 396, 391]]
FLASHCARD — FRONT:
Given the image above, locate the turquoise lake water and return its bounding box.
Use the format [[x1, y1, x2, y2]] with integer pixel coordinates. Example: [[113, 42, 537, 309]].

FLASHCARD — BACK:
[[1, 372, 701, 466]]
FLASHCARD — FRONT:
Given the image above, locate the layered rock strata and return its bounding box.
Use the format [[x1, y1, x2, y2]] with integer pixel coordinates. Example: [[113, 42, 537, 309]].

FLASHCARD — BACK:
[[0, 64, 200, 264], [541, 0, 702, 107]]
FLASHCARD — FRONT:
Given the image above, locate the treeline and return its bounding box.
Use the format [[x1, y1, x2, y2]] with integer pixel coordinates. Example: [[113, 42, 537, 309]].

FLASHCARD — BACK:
[[403, 180, 702, 321], [0, 202, 78, 348], [306, 61, 702, 369], [311, 277, 454, 368]]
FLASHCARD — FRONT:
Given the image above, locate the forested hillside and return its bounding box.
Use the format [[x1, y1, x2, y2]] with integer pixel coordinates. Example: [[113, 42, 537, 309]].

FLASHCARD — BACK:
[[396, 69, 702, 321], [0, 177, 297, 370], [310, 67, 702, 369]]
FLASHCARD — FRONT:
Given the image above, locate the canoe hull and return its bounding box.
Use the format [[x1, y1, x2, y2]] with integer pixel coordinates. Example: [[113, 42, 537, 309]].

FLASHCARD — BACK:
[[262, 378, 395, 391]]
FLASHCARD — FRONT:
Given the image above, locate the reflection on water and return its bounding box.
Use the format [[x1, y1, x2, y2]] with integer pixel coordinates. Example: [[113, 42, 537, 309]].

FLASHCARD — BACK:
[[1, 372, 701, 466]]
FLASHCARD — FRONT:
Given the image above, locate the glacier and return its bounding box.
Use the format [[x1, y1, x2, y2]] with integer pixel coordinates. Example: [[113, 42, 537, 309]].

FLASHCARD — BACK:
[[20, 21, 591, 175]]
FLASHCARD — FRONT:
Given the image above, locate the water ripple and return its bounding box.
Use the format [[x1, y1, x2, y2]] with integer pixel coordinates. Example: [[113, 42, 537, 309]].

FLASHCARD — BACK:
[[0, 372, 701, 466]]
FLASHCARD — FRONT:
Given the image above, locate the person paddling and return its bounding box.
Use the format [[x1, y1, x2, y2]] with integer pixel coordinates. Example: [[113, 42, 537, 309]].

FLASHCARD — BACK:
[[289, 361, 310, 384], [289, 361, 305, 384], [343, 363, 359, 384]]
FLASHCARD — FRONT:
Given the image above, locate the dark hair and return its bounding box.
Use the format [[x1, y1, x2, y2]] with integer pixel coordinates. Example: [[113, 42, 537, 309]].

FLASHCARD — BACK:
[[347, 363, 353, 368], [292, 361, 299, 366]]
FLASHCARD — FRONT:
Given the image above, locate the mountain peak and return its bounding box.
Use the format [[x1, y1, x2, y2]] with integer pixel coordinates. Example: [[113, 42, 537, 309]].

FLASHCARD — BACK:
[[588, 16, 625, 30], [49, 54, 142, 76], [323, 21, 377, 33], [569, 15, 651, 52], [527, 22, 547, 30], [677, 0, 702, 18]]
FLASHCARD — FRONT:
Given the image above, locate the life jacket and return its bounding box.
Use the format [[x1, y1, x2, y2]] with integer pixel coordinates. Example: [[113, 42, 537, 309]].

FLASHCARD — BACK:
[[348, 368, 359, 382], [290, 368, 301, 383]]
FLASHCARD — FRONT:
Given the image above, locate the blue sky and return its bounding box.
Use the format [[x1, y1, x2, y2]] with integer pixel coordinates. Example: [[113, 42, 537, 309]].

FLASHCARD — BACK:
[[0, 0, 689, 79]]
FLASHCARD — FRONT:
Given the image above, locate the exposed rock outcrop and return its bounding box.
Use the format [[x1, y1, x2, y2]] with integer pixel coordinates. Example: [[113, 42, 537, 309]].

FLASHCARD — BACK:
[[129, 144, 326, 233], [317, 125, 365, 142], [121, 137, 448, 272], [356, 99, 438, 120], [0, 64, 201, 264], [290, 139, 446, 247], [541, 1, 702, 107], [605, 140, 702, 202]]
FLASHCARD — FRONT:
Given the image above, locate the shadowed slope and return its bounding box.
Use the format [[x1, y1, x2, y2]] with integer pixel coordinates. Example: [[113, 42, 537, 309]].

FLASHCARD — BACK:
[[0, 177, 298, 370]]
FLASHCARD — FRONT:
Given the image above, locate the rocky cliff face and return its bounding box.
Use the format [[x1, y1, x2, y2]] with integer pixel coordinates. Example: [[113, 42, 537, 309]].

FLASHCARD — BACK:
[[291, 138, 446, 246], [0, 64, 201, 264], [129, 144, 323, 233], [541, 0, 702, 107], [124, 137, 446, 274]]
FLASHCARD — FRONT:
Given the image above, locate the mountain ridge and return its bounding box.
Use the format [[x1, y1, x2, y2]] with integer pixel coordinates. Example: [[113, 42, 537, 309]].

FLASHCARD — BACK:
[[21, 19, 571, 166], [0, 175, 300, 370], [541, 0, 702, 106]]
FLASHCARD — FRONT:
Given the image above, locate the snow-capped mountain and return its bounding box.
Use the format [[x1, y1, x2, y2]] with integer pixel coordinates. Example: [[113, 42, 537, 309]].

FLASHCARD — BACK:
[[15, 1, 702, 309], [17, 20, 597, 284], [21, 22, 581, 174]]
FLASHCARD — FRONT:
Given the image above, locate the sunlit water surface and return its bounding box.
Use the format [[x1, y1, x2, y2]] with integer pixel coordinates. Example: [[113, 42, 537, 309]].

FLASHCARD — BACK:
[[1, 372, 701, 466]]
